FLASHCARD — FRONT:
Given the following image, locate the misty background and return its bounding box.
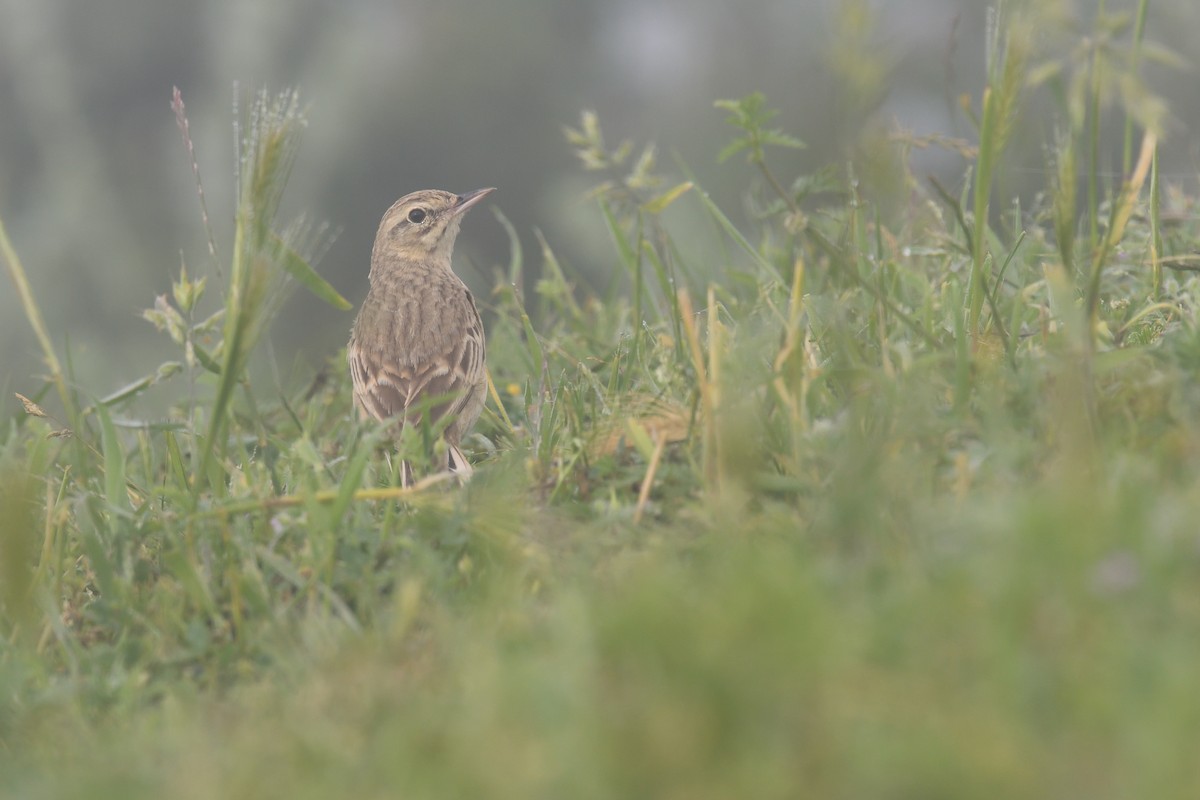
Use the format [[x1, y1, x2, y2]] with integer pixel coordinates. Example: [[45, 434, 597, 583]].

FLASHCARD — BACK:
[[2, 0, 1198, 416]]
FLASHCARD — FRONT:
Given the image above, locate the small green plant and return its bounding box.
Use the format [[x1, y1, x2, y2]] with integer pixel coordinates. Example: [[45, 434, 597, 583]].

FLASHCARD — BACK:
[[715, 91, 806, 209]]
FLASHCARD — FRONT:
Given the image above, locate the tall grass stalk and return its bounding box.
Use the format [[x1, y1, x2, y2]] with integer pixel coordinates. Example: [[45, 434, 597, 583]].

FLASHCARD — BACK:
[[677, 289, 718, 493], [1122, 0, 1152, 175], [193, 90, 346, 496], [1149, 146, 1162, 296], [1085, 0, 1106, 258], [0, 216, 79, 429], [197, 90, 302, 493], [1085, 131, 1156, 341], [968, 5, 1025, 337]]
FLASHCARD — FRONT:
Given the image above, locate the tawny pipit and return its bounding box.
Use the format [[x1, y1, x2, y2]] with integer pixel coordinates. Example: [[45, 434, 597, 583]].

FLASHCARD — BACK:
[[348, 188, 494, 486]]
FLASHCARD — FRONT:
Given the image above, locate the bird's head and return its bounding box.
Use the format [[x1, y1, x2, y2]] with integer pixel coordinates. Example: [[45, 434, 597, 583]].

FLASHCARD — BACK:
[[372, 187, 495, 267]]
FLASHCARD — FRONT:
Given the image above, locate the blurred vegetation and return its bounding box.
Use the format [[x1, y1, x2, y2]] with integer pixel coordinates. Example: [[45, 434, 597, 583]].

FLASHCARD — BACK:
[[5, 1, 1200, 796], [3, 0, 1200, 400]]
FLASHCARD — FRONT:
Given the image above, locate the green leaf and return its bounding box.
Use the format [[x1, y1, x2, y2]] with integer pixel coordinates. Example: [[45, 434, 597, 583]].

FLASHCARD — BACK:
[[598, 199, 637, 274], [642, 181, 694, 215], [164, 546, 218, 616], [1140, 41, 1190, 71], [329, 427, 381, 526], [520, 305, 545, 376], [682, 174, 777, 280], [99, 362, 183, 407], [194, 308, 226, 335], [715, 92, 772, 128], [165, 429, 189, 488], [761, 130, 806, 150], [96, 402, 130, 521], [192, 342, 222, 375], [624, 418, 657, 462], [717, 136, 752, 164], [269, 232, 351, 311], [791, 165, 844, 199], [492, 207, 523, 287]]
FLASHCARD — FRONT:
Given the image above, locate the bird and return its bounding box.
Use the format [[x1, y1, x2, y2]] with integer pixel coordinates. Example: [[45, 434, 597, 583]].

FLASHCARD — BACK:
[[348, 187, 494, 487]]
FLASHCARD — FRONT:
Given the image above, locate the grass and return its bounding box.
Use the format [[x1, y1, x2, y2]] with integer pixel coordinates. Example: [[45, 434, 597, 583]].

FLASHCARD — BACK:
[[4, 6, 1200, 797]]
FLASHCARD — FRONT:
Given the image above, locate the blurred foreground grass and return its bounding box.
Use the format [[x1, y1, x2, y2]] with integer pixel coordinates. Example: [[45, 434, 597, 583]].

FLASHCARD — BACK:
[[5, 6, 1200, 797]]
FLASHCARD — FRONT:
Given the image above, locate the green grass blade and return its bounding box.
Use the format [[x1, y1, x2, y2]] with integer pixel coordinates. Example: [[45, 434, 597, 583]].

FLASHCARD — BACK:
[[96, 402, 130, 521], [492, 207, 524, 288], [328, 428, 381, 526], [269, 232, 351, 310], [682, 175, 777, 280], [0, 212, 80, 429]]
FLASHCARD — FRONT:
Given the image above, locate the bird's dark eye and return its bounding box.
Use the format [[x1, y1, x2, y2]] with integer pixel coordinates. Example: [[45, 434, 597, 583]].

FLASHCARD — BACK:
[[407, 208, 427, 224]]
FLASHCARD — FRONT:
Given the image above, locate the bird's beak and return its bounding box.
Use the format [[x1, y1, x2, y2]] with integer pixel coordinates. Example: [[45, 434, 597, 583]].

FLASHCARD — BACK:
[[452, 187, 496, 216]]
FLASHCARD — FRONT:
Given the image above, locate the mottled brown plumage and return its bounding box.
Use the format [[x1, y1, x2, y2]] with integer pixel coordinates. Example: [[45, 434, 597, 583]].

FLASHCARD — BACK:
[[348, 188, 494, 486]]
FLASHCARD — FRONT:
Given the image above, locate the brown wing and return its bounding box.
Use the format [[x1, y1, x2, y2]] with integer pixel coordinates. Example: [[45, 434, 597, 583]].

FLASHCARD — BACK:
[[349, 291, 486, 436]]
